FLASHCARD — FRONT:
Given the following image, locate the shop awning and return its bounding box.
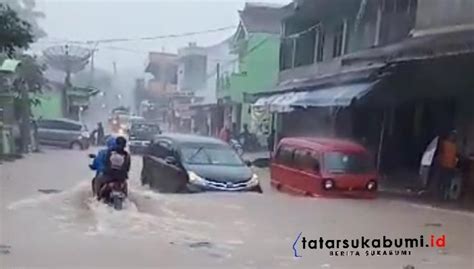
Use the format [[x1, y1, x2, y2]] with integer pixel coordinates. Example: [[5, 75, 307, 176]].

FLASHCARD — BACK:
[[253, 81, 378, 112]]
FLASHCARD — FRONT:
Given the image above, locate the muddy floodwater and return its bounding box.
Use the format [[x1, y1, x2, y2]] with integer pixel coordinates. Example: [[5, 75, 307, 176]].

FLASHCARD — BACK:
[[1, 149, 473, 268]]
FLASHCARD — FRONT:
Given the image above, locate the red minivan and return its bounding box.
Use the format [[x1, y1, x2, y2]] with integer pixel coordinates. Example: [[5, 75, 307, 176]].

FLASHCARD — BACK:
[[270, 137, 378, 198]]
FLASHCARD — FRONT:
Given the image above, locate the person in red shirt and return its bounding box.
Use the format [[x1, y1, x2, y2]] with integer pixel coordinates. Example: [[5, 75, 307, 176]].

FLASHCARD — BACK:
[[219, 124, 231, 143]]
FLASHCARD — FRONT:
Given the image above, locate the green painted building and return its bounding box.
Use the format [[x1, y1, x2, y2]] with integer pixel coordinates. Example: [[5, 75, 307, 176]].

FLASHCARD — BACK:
[[217, 3, 284, 134]]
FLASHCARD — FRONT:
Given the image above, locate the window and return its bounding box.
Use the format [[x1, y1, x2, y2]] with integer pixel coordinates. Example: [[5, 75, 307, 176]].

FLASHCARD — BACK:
[[397, 0, 410, 13], [294, 149, 320, 172], [150, 140, 173, 158], [383, 0, 396, 13], [57, 121, 81, 131], [38, 120, 80, 130], [275, 145, 295, 166], [332, 21, 346, 58], [180, 144, 243, 166], [37, 120, 54, 129], [324, 152, 373, 174], [316, 28, 325, 62]]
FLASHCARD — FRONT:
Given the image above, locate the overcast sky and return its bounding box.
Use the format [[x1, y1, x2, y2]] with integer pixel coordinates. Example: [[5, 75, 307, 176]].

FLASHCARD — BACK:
[[32, 0, 291, 76]]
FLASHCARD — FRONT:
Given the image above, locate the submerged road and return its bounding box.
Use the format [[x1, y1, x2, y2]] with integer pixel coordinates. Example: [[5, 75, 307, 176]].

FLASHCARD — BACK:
[[1, 148, 473, 268]]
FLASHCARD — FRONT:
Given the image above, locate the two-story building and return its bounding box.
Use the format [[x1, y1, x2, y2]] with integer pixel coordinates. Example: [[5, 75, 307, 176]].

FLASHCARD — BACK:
[[218, 2, 284, 138], [188, 38, 238, 136], [252, 0, 474, 180], [143, 52, 179, 129]]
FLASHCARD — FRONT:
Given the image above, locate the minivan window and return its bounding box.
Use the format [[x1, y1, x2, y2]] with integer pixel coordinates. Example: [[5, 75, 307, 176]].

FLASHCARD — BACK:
[[275, 145, 295, 166], [324, 152, 373, 174], [37, 120, 54, 129], [59, 121, 81, 131], [294, 148, 320, 172]]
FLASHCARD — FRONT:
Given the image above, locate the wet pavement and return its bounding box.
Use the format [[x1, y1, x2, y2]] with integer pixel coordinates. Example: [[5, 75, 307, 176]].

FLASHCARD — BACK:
[[1, 148, 473, 268]]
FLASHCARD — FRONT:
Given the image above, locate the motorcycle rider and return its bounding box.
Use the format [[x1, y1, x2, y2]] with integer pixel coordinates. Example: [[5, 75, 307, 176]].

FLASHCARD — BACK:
[[101, 136, 131, 196], [90, 136, 116, 196]]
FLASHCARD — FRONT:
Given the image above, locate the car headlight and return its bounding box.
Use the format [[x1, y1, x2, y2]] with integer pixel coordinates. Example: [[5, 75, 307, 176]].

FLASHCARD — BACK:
[[120, 124, 127, 129], [248, 173, 259, 186], [112, 120, 118, 124], [188, 171, 208, 186], [81, 131, 90, 138], [323, 179, 335, 190], [366, 180, 377, 191]]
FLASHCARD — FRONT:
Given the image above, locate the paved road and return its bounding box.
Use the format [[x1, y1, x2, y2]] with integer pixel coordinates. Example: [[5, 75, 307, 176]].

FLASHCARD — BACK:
[[1, 148, 473, 268]]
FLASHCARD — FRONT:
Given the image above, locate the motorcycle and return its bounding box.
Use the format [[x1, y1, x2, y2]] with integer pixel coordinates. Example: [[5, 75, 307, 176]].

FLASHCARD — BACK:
[[88, 154, 128, 210]]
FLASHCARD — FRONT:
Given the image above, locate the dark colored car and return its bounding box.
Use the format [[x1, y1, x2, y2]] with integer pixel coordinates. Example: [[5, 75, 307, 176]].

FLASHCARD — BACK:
[[37, 118, 90, 150], [141, 133, 262, 193], [129, 120, 161, 154]]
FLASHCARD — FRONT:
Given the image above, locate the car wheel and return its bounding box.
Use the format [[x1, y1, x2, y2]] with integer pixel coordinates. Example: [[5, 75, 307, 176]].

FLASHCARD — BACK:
[[177, 184, 190, 194], [251, 185, 263, 193], [70, 141, 83, 150]]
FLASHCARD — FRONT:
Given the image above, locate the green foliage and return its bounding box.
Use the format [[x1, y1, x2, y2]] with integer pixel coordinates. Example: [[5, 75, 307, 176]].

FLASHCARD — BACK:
[[0, 3, 33, 56], [16, 54, 47, 93], [0, 0, 46, 40]]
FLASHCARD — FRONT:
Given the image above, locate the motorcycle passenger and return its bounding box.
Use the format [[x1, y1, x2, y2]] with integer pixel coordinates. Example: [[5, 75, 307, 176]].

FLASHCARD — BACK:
[[90, 136, 116, 195], [103, 136, 131, 190]]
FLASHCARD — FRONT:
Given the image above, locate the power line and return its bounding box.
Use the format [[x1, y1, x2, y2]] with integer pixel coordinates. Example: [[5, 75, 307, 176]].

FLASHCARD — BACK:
[[66, 25, 237, 45]]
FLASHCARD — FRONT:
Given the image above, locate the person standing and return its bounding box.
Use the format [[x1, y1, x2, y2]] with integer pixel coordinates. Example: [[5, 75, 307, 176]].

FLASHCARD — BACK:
[[435, 131, 459, 200], [219, 124, 231, 143], [96, 122, 105, 146], [267, 129, 276, 157], [239, 123, 251, 150]]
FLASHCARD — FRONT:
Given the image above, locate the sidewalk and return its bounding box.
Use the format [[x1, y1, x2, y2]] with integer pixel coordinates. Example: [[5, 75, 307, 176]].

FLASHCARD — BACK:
[[379, 186, 474, 212]]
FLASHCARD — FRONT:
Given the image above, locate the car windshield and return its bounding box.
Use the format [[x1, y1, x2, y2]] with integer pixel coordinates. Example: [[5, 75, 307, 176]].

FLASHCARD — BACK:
[[324, 152, 373, 174], [180, 143, 244, 166]]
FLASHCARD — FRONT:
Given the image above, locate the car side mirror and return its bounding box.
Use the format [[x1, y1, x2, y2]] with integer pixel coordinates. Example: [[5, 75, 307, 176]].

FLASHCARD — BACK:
[[244, 160, 252, 167]]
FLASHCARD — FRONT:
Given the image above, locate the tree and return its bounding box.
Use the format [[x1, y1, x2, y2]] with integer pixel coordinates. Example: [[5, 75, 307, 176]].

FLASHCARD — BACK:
[[0, 3, 33, 56], [11, 55, 47, 152], [0, 0, 46, 40], [0, 2, 45, 153]]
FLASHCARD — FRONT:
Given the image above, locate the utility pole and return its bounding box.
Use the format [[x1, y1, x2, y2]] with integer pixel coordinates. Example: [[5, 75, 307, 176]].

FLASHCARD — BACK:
[[63, 44, 71, 118], [19, 78, 31, 153], [216, 63, 221, 91], [215, 63, 221, 135], [90, 45, 98, 85], [113, 61, 117, 76]]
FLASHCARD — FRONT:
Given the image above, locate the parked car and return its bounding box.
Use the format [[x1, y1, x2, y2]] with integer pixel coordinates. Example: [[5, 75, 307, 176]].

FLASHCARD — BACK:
[[37, 118, 90, 150], [270, 137, 377, 198], [129, 120, 161, 154], [141, 133, 262, 193]]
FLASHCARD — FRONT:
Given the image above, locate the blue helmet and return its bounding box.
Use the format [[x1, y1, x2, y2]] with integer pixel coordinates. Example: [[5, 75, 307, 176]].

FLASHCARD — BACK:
[[106, 136, 116, 149]]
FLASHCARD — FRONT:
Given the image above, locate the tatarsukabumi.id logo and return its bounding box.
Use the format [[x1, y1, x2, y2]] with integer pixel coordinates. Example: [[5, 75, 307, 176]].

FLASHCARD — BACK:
[[292, 233, 446, 257]]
